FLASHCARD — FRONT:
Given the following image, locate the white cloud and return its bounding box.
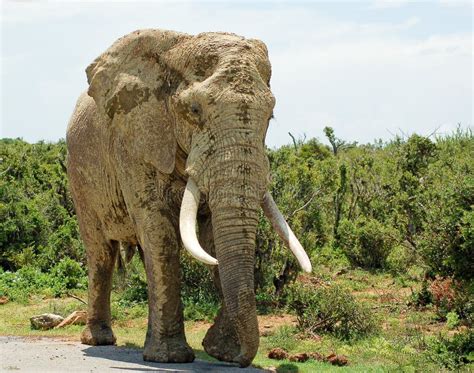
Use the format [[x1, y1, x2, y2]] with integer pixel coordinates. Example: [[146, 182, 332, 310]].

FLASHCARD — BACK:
[[263, 10, 471, 145], [1, 1, 84, 24], [438, 0, 473, 8], [370, 0, 411, 9], [1, 2, 472, 146]]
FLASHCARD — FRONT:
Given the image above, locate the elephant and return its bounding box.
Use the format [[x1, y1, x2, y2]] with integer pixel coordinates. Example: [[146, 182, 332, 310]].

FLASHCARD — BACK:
[[66, 29, 311, 367]]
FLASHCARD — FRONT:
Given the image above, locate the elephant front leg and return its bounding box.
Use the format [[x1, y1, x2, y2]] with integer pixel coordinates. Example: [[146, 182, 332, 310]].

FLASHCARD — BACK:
[[198, 214, 241, 362], [139, 211, 194, 363]]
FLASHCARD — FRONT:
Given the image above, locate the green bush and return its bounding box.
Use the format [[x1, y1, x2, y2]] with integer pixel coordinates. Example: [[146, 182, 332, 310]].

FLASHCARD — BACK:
[[0, 258, 86, 301], [311, 245, 350, 271], [255, 291, 281, 314], [338, 216, 397, 269], [409, 277, 473, 325], [183, 297, 219, 322], [446, 312, 460, 329], [408, 280, 433, 309], [416, 131, 474, 282], [426, 330, 474, 370], [286, 282, 378, 340], [49, 257, 87, 296], [117, 272, 148, 306], [0, 139, 82, 272], [386, 245, 417, 274], [0, 266, 49, 302], [180, 252, 219, 321], [448, 281, 473, 326]]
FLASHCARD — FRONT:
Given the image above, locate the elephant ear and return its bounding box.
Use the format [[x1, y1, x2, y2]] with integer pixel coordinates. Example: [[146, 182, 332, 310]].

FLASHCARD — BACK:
[[85, 29, 189, 174]]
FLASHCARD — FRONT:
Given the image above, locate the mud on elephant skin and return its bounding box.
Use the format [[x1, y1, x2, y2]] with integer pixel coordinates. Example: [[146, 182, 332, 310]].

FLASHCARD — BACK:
[[66, 28, 311, 367]]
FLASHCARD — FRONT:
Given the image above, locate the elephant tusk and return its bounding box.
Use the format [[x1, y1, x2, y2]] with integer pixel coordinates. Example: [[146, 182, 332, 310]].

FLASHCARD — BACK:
[[179, 179, 218, 266], [261, 192, 312, 273]]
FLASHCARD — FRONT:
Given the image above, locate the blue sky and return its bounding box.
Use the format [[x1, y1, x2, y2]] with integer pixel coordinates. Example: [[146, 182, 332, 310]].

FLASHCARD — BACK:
[[1, 0, 472, 148]]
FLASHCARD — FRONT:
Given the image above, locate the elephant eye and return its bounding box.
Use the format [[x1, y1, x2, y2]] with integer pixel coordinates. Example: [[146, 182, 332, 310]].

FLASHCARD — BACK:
[[190, 103, 202, 116]]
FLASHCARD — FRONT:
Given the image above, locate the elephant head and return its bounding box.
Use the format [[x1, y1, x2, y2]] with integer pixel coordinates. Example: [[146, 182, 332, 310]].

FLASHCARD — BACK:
[[85, 29, 311, 366]]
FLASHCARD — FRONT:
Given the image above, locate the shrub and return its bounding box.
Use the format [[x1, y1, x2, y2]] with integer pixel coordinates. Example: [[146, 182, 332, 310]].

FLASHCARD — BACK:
[[429, 276, 473, 324], [113, 252, 219, 320], [311, 245, 350, 272], [338, 216, 397, 269], [118, 271, 219, 321], [429, 276, 457, 318], [0, 139, 81, 272], [118, 272, 148, 306], [255, 291, 281, 314], [183, 297, 219, 322], [0, 262, 87, 301], [416, 132, 474, 282], [448, 281, 474, 326], [286, 282, 377, 340], [409, 280, 433, 309], [409, 276, 473, 325], [386, 245, 417, 274], [49, 258, 87, 296], [0, 266, 49, 302], [180, 252, 219, 321], [446, 312, 460, 329], [426, 330, 474, 370]]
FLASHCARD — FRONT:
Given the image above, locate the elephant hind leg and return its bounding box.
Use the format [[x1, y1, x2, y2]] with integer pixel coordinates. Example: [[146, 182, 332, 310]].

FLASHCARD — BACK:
[[79, 222, 118, 346]]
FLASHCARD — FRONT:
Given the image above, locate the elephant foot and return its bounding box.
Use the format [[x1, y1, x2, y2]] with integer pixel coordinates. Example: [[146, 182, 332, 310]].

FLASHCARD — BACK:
[[202, 308, 240, 363], [81, 323, 116, 346], [143, 337, 195, 363]]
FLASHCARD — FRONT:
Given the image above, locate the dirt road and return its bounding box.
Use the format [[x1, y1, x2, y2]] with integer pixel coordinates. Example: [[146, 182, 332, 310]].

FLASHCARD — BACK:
[[0, 337, 265, 372]]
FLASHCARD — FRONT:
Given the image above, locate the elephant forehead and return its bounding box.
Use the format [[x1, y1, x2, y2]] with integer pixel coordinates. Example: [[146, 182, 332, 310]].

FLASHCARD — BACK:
[[165, 33, 270, 81]]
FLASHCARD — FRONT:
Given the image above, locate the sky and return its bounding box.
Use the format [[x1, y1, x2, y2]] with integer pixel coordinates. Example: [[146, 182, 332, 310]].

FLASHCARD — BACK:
[[1, 0, 472, 148]]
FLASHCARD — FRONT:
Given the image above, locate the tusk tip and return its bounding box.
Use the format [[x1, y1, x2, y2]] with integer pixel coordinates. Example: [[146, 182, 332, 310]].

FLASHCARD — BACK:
[[193, 252, 218, 266]]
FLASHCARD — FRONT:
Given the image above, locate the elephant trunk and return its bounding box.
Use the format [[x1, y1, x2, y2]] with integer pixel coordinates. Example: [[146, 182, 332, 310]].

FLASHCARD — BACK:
[[205, 133, 263, 365], [211, 201, 260, 367], [179, 176, 260, 366]]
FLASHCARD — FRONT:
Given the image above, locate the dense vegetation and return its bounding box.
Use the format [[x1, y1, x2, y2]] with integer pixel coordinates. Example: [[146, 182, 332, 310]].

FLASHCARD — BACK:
[[1, 127, 473, 370]]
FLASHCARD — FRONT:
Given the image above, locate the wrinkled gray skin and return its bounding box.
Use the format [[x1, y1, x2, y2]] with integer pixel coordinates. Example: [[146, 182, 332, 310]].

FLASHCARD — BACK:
[[67, 29, 275, 367]]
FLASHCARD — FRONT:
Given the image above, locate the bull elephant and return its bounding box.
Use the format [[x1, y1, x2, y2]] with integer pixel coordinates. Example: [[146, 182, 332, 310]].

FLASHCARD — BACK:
[[66, 29, 311, 367]]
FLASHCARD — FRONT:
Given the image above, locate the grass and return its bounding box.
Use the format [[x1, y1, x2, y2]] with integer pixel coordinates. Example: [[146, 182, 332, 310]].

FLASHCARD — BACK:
[[0, 269, 472, 372]]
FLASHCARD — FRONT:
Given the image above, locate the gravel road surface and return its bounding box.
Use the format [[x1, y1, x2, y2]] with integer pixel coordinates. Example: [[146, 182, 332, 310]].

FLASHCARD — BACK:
[[0, 337, 266, 372]]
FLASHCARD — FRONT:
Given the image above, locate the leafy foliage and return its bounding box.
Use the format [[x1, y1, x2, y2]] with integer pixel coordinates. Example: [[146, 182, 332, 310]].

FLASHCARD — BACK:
[[285, 282, 377, 340], [426, 330, 474, 370], [1, 129, 473, 319], [255, 128, 473, 298], [0, 139, 82, 271], [0, 259, 87, 302], [337, 216, 397, 269], [180, 252, 219, 321]]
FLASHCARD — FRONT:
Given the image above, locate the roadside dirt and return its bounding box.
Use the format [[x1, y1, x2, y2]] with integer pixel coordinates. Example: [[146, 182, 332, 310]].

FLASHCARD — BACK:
[[0, 336, 266, 372]]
